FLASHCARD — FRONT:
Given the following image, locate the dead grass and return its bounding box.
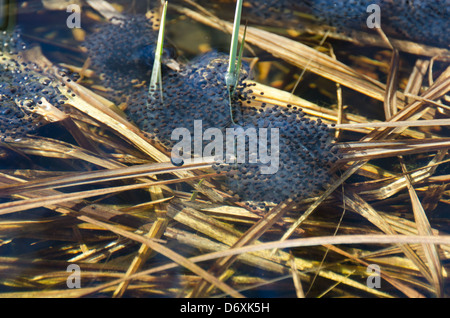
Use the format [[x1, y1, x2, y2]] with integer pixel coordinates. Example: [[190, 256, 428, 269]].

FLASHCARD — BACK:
[[0, 0, 449, 298]]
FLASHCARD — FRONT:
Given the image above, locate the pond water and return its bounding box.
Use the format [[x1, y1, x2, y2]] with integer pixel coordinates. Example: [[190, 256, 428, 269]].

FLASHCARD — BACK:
[[0, 0, 449, 299]]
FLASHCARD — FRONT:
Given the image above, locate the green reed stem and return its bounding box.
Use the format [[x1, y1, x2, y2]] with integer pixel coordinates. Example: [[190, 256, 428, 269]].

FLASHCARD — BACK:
[[225, 0, 243, 90], [225, 0, 244, 124], [148, 1, 168, 104]]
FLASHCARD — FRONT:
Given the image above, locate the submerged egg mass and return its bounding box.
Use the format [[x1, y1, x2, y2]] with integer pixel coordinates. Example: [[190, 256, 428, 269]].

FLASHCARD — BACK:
[[83, 14, 340, 206], [247, 0, 450, 48], [212, 105, 339, 206], [133, 51, 251, 147], [83, 14, 160, 103], [0, 30, 69, 139]]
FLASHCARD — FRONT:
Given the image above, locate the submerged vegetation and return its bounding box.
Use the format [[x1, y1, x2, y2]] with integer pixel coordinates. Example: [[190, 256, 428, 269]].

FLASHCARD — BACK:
[[0, 0, 449, 298]]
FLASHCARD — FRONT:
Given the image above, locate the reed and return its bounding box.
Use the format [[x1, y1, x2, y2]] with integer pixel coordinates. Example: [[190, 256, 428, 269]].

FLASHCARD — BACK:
[[0, 0, 449, 299]]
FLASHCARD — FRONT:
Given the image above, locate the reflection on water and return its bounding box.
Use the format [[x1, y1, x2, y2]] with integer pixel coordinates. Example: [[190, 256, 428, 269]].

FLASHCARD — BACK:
[[0, 0, 449, 298]]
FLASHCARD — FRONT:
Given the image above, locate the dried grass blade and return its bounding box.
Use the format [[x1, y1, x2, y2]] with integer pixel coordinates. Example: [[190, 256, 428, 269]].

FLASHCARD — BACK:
[[165, 228, 288, 275], [322, 244, 425, 298], [172, 5, 404, 104], [279, 161, 367, 244], [76, 215, 244, 298], [89, 233, 450, 298], [246, 81, 431, 139], [189, 198, 296, 297], [194, 235, 450, 259], [359, 150, 448, 201], [374, 27, 399, 120], [384, 48, 400, 120], [116, 156, 168, 297], [0, 287, 108, 298], [342, 190, 435, 286], [0, 174, 149, 229], [0, 160, 214, 196], [78, 245, 391, 298], [19, 47, 223, 203], [167, 201, 390, 297], [289, 253, 305, 298], [364, 67, 450, 141], [404, 59, 429, 104], [4, 137, 121, 169], [332, 119, 450, 130], [399, 157, 444, 297], [0, 173, 217, 216], [167, 201, 245, 246], [265, 17, 450, 60], [113, 217, 168, 298], [86, 0, 125, 21], [340, 138, 450, 161]]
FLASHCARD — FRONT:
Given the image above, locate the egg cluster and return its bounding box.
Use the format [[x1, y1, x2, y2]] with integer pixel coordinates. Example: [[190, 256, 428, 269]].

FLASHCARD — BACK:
[[247, 0, 450, 47], [381, 0, 450, 47], [212, 104, 339, 207], [0, 29, 27, 55], [82, 14, 160, 104], [66, 14, 341, 206], [0, 30, 69, 139], [83, 14, 339, 206], [130, 51, 251, 148]]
